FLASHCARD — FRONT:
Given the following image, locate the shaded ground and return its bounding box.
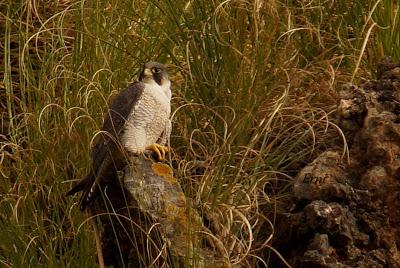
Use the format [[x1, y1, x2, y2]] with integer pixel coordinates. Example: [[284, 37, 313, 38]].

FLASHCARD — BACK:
[[274, 59, 400, 267]]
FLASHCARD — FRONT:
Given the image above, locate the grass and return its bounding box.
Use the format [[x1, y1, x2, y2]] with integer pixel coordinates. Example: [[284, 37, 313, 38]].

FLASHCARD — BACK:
[[1, 0, 399, 267]]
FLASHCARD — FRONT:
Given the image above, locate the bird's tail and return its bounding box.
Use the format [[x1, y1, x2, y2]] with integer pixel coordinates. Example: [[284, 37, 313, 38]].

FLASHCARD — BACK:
[[66, 174, 97, 211]]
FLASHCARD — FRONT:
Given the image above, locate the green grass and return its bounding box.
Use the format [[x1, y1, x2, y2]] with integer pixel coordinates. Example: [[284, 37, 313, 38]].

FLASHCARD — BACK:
[[1, 0, 399, 267]]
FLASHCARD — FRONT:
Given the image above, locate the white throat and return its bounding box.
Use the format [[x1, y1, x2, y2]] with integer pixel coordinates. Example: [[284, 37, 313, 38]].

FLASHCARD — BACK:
[[144, 79, 171, 100], [143, 79, 171, 114]]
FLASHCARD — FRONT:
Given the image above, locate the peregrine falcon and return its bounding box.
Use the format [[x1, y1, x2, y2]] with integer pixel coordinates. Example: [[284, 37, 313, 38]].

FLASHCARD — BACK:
[[66, 62, 171, 210]]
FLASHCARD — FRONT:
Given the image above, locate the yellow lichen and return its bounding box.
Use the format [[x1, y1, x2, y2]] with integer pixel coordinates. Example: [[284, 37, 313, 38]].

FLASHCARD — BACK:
[[166, 204, 179, 221], [177, 192, 186, 206], [165, 203, 187, 226], [152, 162, 177, 184]]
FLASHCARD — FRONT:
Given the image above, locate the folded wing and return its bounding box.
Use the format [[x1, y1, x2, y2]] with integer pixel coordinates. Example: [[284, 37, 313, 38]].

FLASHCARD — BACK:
[[66, 82, 144, 210]]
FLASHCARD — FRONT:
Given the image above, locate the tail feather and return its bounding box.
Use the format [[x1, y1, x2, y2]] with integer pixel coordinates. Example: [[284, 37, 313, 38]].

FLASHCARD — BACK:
[[66, 174, 97, 210], [66, 178, 88, 196], [79, 179, 99, 211], [66, 150, 120, 210]]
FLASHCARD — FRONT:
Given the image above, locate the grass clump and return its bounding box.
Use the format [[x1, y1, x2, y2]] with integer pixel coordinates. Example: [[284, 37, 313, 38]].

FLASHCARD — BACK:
[[1, 0, 399, 266]]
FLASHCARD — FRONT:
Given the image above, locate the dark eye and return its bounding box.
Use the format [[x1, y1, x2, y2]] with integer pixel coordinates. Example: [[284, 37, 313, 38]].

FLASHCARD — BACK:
[[152, 67, 161, 73]]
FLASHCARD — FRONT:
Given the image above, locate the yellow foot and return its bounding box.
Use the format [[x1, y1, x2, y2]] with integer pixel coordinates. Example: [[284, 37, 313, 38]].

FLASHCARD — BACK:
[[146, 143, 169, 161]]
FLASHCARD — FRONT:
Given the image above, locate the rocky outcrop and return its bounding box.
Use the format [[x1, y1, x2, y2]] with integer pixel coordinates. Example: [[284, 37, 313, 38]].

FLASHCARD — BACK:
[[94, 155, 227, 267], [276, 59, 400, 267]]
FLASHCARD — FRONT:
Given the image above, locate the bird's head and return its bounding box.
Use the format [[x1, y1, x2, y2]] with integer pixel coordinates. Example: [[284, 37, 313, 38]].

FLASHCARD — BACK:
[[139, 62, 170, 92]]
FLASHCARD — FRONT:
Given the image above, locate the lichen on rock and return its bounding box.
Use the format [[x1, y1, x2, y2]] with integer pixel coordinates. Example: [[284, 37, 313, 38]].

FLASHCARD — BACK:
[[95, 154, 228, 267]]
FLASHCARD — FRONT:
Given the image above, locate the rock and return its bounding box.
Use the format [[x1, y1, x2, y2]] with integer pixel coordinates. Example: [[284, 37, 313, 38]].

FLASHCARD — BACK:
[[274, 58, 400, 268], [302, 234, 348, 268], [293, 151, 351, 202], [377, 57, 400, 80], [337, 83, 367, 143], [359, 166, 388, 191]]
